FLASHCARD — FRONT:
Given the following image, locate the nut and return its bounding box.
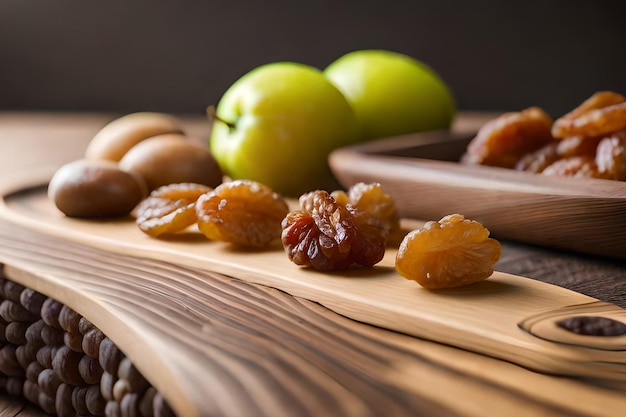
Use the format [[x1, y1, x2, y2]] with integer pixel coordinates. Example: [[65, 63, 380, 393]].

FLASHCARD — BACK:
[[20, 288, 47, 316], [78, 355, 103, 384], [58, 304, 81, 334], [119, 134, 223, 191], [82, 328, 105, 358], [48, 159, 148, 218], [99, 337, 123, 375], [85, 112, 183, 162], [41, 298, 63, 329], [52, 345, 85, 386]]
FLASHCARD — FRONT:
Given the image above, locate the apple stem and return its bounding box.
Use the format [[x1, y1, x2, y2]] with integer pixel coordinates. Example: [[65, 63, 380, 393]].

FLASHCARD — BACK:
[[206, 105, 235, 130]]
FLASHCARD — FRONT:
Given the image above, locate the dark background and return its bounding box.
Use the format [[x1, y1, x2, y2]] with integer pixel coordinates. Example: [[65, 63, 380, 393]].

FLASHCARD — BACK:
[[1, 0, 624, 118]]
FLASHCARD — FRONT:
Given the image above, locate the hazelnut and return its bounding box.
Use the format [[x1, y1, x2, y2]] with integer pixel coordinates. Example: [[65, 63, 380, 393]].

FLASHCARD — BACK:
[[119, 134, 223, 191], [85, 112, 183, 161], [48, 159, 147, 218]]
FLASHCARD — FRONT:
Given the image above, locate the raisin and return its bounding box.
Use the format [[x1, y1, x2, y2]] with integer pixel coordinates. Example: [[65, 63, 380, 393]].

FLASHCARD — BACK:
[[135, 183, 212, 237], [195, 180, 289, 248], [395, 214, 501, 289], [556, 135, 604, 158], [281, 190, 388, 271], [461, 107, 554, 168], [515, 142, 560, 173], [596, 131, 626, 181], [552, 91, 626, 139], [331, 182, 400, 235], [541, 155, 607, 179]]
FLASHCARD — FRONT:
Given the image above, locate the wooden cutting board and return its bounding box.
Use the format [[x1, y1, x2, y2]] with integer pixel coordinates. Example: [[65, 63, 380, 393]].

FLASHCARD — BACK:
[[1, 113, 625, 417], [2, 167, 625, 374]]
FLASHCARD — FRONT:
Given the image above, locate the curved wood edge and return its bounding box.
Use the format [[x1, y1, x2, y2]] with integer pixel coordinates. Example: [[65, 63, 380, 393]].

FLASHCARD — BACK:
[[332, 131, 626, 198], [0, 173, 625, 385], [1, 227, 626, 417]]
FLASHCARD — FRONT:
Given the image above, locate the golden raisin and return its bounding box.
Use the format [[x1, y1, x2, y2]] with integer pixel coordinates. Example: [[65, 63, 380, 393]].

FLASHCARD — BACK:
[[552, 91, 626, 139], [281, 190, 388, 271], [195, 180, 289, 248], [541, 155, 607, 179], [514, 142, 560, 173], [556, 135, 604, 158], [135, 183, 212, 237], [461, 107, 554, 168], [515, 135, 604, 173], [596, 131, 626, 180], [331, 182, 400, 235], [395, 214, 501, 289]]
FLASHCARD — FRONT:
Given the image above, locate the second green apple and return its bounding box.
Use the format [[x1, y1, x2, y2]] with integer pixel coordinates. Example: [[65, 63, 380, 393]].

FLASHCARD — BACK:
[[324, 49, 456, 140]]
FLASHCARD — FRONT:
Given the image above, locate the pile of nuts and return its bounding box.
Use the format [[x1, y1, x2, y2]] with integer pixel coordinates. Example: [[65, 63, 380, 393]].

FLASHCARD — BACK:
[[48, 112, 223, 219], [0, 268, 175, 417]]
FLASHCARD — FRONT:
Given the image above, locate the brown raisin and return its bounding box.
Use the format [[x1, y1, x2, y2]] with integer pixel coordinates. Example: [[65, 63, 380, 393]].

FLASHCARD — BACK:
[[195, 180, 289, 248], [135, 183, 212, 237], [395, 214, 501, 289], [461, 107, 554, 168], [281, 190, 388, 271]]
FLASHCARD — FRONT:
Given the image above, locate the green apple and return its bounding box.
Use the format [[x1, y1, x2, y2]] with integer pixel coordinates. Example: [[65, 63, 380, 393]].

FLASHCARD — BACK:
[[209, 62, 359, 197], [324, 50, 456, 140]]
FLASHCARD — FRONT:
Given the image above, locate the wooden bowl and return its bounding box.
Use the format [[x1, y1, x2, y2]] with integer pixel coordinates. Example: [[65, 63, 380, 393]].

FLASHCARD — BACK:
[[329, 130, 626, 260]]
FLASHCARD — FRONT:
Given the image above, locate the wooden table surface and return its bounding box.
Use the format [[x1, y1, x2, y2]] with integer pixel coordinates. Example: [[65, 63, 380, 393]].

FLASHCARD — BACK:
[[0, 112, 624, 417]]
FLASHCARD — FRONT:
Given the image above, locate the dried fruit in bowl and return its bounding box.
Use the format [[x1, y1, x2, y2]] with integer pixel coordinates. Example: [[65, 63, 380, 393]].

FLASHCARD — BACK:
[[552, 91, 626, 139], [461, 107, 555, 169]]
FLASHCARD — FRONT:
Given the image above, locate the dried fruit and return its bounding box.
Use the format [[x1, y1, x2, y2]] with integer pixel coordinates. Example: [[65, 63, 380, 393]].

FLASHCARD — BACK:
[[196, 180, 289, 248], [461, 107, 554, 168], [331, 182, 400, 235], [465, 92, 626, 182], [395, 214, 501, 289], [596, 131, 626, 181], [514, 142, 560, 173], [552, 91, 626, 139], [281, 190, 388, 271], [135, 183, 212, 237], [556, 134, 604, 158], [515, 134, 606, 174], [541, 155, 606, 179]]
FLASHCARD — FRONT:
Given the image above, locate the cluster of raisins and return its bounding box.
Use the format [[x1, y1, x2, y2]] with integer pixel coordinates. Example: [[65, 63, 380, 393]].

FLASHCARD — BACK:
[[462, 91, 626, 181], [133, 179, 501, 288], [134, 180, 289, 249]]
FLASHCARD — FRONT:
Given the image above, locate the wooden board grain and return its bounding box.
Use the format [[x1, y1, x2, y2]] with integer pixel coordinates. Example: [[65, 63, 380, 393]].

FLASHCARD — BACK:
[[2, 219, 626, 417]]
